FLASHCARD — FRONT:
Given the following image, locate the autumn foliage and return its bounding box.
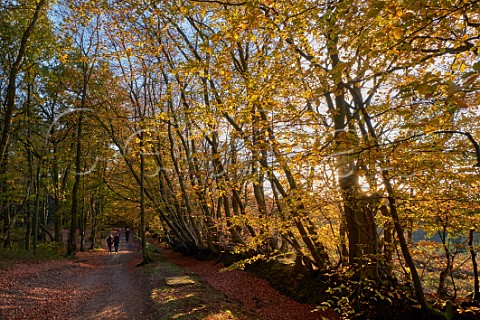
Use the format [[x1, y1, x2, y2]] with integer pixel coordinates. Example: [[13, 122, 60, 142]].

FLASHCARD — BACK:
[[1, 0, 480, 318]]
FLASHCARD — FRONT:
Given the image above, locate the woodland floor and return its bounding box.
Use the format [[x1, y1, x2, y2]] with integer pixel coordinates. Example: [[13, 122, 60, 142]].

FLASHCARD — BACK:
[[0, 234, 338, 320]]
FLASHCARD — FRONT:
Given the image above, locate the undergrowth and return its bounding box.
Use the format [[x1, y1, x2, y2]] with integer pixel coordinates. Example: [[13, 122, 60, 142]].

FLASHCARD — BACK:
[[0, 242, 65, 269], [245, 259, 480, 320]]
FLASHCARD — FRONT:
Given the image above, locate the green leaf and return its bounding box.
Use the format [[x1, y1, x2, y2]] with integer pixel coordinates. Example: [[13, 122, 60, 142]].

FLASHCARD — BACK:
[[473, 61, 480, 71]]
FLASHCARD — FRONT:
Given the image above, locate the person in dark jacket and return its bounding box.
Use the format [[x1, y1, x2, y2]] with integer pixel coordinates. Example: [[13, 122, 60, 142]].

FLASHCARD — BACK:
[[125, 228, 131, 242], [113, 233, 120, 253], [106, 234, 113, 254]]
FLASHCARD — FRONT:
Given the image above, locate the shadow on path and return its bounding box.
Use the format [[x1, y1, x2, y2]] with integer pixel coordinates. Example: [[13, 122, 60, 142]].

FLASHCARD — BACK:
[[71, 234, 158, 320]]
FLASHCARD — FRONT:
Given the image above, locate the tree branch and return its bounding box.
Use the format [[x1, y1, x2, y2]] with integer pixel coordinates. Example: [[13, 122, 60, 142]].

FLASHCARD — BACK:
[[189, 0, 247, 6], [437, 130, 480, 167]]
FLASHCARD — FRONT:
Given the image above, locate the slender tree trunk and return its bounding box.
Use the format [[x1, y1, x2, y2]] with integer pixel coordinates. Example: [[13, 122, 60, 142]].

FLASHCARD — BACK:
[[32, 163, 43, 253], [1, 153, 10, 249], [22, 81, 33, 250], [25, 200, 31, 250], [67, 112, 83, 257], [2, 198, 11, 249], [406, 218, 414, 247], [40, 199, 46, 241], [381, 206, 394, 277], [89, 196, 98, 250], [190, 140, 221, 252], [387, 195, 429, 308], [50, 140, 63, 243], [339, 219, 349, 265], [469, 228, 480, 301], [167, 122, 205, 249], [438, 226, 452, 296], [79, 192, 86, 252], [438, 261, 452, 296], [139, 131, 151, 264], [53, 195, 61, 242]]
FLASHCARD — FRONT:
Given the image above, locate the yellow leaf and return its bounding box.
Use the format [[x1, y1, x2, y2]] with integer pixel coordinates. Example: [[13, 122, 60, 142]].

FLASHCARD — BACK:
[[393, 28, 403, 39]]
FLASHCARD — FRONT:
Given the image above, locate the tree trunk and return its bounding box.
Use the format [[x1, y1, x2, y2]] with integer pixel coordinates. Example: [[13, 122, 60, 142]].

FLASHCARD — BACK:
[[358, 103, 430, 309], [208, 131, 245, 246], [89, 197, 98, 250], [51, 140, 63, 243], [53, 194, 61, 243], [33, 164, 42, 253], [406, 218, 414, 247], [167, 122, 205, 249], [469, 229, 480, 301], [332, 100, 378, 269], [79, 192, 86, 252], [381, 205, 395, 277], [339, 218, 349, 265], [67, 112, 83, 257], [1, 155, 11, 248], [139, 131, 152, 265], [2, 202, 11, 249], [438, 226, 452, 296], [40, 199, 47, 241], [25, 200, 31, 250], [438, 263, 452, 297]]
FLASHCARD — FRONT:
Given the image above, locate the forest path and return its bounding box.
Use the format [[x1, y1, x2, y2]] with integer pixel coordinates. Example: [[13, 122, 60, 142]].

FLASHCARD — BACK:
[[0, 234, 337, 320], [70, 237, 157, 319], [0, 234, 158, 320]]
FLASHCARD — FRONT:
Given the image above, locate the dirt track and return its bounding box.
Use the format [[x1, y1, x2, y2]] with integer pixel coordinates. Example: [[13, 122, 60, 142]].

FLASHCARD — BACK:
[[0, 235, 158, 320], [70, 239, 157, 319], [0, 234, 336, 320]]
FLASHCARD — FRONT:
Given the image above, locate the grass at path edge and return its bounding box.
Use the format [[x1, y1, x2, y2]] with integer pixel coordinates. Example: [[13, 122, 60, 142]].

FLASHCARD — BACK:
[[142, 241, 259, 320]]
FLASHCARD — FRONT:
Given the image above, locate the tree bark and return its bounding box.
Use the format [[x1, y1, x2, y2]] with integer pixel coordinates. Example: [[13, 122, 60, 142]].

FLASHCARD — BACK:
[[2, 192, 11, 249], [381, 205, 394, 277], [66, 111, 83, 257], [0, 147, 11, 248], [469, 229, 479, 301], [438, 226, 452, 296], [32, 155, 44, 253], [79, 191, 87, 252], [139, 131, 152, 265]]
